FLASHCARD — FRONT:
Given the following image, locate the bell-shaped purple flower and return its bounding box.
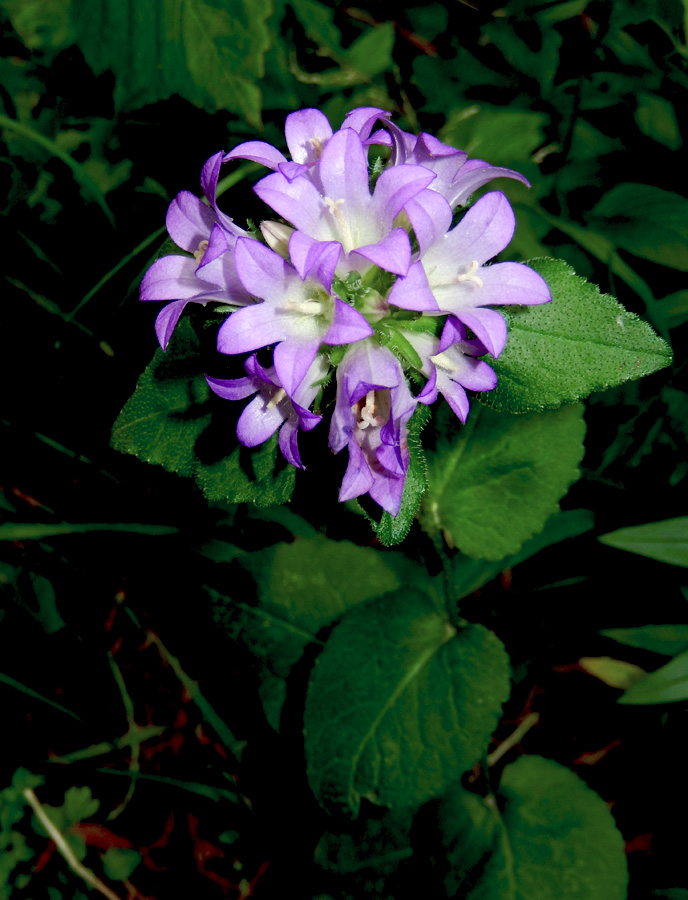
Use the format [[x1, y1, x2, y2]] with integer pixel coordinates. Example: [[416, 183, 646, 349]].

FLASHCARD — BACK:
[[403, 318, 497, 423], [140, 152, 253, 350], [224, 108, 334, 182], [217, 238, 373, 397], [252, 128, 435, 279], [329, 340, 417, 516], [387, 191, 551, 358], [206, 353, 328, 470]]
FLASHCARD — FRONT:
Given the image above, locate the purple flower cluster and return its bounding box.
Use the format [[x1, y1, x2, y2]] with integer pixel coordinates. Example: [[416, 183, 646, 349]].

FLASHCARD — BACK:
[[141, 108, 551, 516]]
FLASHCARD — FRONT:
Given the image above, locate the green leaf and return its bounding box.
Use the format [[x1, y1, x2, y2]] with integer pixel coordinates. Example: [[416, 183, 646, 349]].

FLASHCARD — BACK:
[[451, 509, 594, 601], [344, 22, 395, 77], [101, 848, 141, 881], [421, 403, 586, 560], [442, 756, 628, 900], [588, 184, 688, 271], [599, 517, 688, 567], [440, 106, 546, 172], [111, 318, 294, 507], [304, 591, 510, 814], [70, 0, 272, 127], [635, 92, 682, 149], [360, 404, 430, 547], [0, 522, 178, 540], [242, 535, 405, 633], [601, 624, 688, 657], [481, 259, 672, 413], [618, 650, 688, 704]]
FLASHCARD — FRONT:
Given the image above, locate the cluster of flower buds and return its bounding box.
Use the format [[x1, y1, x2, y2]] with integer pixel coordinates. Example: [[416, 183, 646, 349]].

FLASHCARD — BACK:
[[141, 108, 551, 516]]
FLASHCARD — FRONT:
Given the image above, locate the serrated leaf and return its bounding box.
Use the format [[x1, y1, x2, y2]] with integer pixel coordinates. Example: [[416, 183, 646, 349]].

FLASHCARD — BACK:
[[481, 259, 672, 413], [601, 624, 688, 657], [70, 0, 272, 127], [111, 318, 294, 507], [599, 517, 688, 567], [421, 403, 585, 561], [443, 756, 628, 900], [304, 591, 510, 814], [588, 184, 688, 270], [618, 650, 688, 704]]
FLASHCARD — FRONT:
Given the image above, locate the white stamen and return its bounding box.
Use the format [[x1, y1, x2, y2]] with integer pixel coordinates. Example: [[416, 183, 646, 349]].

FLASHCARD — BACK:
[[284, 299, 325, 315], [430, 351, 460, 374], [307, 136, 324, 157], [356, 390, 381, 430], [456, 259, 483, 288], [193, 239, 209, 266], [324, 196, 355, 254], [267, 388, 287, 410]]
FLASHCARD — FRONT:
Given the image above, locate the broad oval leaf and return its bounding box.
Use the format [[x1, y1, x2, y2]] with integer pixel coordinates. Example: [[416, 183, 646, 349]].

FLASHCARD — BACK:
[[421, 403, 586, 560], [481, 258, 672, 413], [304, 590, 510, 814], [441, 756, 628, 900], [599, 517, 688, 567]]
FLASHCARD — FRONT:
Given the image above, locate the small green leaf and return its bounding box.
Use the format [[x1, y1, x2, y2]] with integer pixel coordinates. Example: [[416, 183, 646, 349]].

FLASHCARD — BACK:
[[588, 183, 688, 271], [421, 403, 586, 560], [635, 92, 682, 149], [344, 22, 395, 77], [618, 651, 688, 704], [101, 848, 141, 882], [599, 517, 688, 567], [481, 259, 672, 413], [601, 624, 688, 657], [443, 756, 628, 900], [304, 591, 510, 814]]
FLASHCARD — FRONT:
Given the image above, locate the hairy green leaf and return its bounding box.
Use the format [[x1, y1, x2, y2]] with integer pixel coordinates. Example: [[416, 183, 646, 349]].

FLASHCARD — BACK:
[[482, 259, 672, 413], [441, 756, 628, 900], [421, 403, 585, 560], [599, 517, 688, 567], [304, 591, 510, 814]]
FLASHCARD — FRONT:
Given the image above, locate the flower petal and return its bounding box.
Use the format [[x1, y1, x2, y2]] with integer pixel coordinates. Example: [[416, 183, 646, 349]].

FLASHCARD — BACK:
[[338, 438, 375, 502], [323, 298, 374, 345], [274, 338, 321, 397], [223, 141, 287, 170], [443, 191, 516, 266], [206, 373, 257, 401], [404, 190, 453, 256], [371, 163, 436, 229], [234, 238, 293, 302], [285, 108, 333, 164], [166, 191, 216, 252], [217, 302, 288, 355], [289, 232, 341, 290], [477, 261, 552, 306], [454, 307, 508, 358], [354, 227, 412, 277], [154, 300, 189, 350], [387, 260, 440, 312], [254, 172, 332, 239], [451, 158, 530, 208], [236, 393, 286, 446]]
